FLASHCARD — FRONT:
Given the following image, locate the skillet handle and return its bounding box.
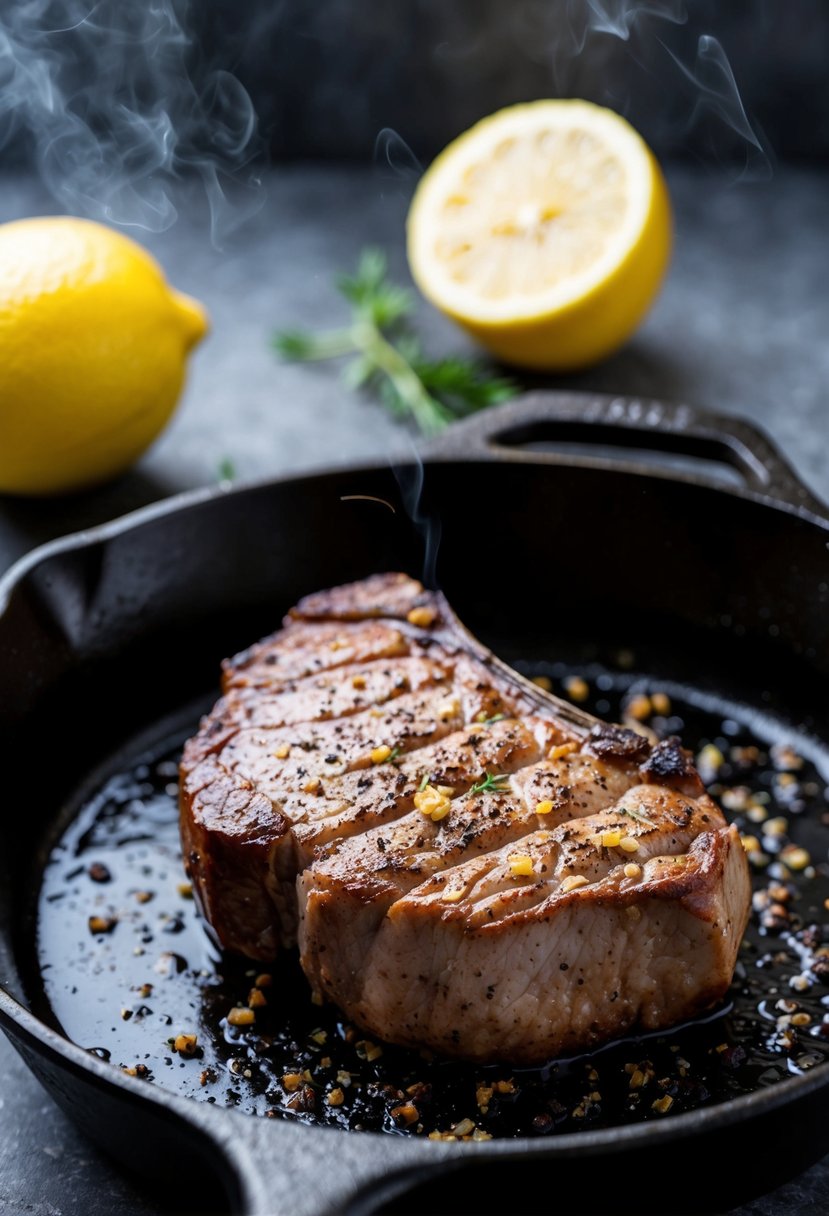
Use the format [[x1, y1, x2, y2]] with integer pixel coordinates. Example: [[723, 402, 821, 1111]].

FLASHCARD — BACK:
[[421, 391, 827, 520], [191, 1102, 461, 1216]]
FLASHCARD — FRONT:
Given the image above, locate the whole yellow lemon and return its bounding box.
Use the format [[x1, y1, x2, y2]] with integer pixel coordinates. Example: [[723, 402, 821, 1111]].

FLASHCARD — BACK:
[[0, 216, 208, 495]]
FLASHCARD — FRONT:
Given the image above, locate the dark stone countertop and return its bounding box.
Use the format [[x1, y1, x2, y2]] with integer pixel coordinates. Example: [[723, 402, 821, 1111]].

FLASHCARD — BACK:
[[1, 165, 828, 1216]]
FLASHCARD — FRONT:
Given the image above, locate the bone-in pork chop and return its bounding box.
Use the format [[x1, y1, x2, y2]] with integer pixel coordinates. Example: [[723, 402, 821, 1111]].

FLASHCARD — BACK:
[[180, 573, 751, 1062]]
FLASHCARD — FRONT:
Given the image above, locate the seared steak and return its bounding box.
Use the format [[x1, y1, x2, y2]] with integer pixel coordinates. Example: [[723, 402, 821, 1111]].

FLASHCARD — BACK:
[[180, 572, 751, 1062]]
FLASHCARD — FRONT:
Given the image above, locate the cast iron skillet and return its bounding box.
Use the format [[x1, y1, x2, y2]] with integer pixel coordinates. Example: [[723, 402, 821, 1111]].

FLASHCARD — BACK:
[[2, 392, 829, 1216]]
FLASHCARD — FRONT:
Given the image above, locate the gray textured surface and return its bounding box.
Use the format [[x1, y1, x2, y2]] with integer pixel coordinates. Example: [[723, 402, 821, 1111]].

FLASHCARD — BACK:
[[1, 164, 829, 1215]]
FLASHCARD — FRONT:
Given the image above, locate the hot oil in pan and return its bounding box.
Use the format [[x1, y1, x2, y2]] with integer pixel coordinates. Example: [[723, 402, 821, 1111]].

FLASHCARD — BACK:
[[37, 674, 829, 1140]]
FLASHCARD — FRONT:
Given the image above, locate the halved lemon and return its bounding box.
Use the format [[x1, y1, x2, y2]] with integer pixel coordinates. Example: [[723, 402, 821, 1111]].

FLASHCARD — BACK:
[[407, 100, 672, 371]]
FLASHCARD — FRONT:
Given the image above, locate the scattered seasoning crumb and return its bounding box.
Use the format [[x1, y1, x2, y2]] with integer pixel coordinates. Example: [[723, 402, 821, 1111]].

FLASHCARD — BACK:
[[791, 1012, 812, 1027], [88, 915, 117, 934], [351, 674, 366, 690], [624, 863, 642, 879], [626, 906, 642, 922], [494, 1079, 515, 1095], [275, 744, 291, 760], [391, 1102, 419, 1126], [173, 1033, 198, 1056], [619, 837, 639, 853], [282, 1072, 303, 1093], [134, 890, 154, 904], [650, 692, 671, 716], [476, 1084, 493, 1111], [652, 1095, 674, 1114], [248, 988, 267, 1008], [535, 800, 554, 816], [255, 973, 273, 989], [327, 1087, 345, 1107], [370, 745, 392, 764], [227, 1007, 255, 1027], [309, 1028, 327, 1045], [452, 1118, 475, 1137], [123, 1064, 150, 1079], [531, 675, 552, 691], [509, 854, 535, 878], [177, 882, 193, 899], [88, 862, 111, 883]]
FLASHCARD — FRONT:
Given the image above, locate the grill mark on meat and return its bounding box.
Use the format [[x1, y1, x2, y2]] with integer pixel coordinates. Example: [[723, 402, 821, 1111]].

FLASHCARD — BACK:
[[180, 572, 752, 1063]]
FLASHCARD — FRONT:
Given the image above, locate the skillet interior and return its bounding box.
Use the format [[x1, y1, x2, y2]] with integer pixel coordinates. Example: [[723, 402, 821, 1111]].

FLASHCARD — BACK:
[[3, 424, 829, 1213]]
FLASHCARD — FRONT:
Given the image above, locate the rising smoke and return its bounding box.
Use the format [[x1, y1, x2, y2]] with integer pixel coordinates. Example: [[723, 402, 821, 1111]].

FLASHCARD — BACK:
[[0, 0, 264, 240]]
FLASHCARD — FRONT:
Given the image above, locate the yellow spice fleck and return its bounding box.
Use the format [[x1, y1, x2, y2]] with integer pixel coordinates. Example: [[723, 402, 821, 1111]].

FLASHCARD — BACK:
[[619, 837, 639, 853], [652, 1095, 674, 1114], [535, 800, 554, 816], [371, 744, 392, 764], [248, 988, 267, 1008], [351, 674, 366, 689], [407, 606, 436, 628], [275, 744, 291, 760], [442, 888, 464, 902], [548, 742, 579, 762], [601, 829, 622, 848], [437, 697, 460, 721], [651, 691, 671, 715], [327, 1088, 345, 1107], [624, 863, 642, 879], [561, 874, 589, 893], [414, 784, 453, 822], [509, 854, 535, 878], [531, 675, 552, 691]]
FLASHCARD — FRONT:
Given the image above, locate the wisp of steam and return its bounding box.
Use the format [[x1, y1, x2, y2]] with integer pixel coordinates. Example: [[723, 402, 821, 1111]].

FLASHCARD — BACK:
[[0, 0, 264, 242]]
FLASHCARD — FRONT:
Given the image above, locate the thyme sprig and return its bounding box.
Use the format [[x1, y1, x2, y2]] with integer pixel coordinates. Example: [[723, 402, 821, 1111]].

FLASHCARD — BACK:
[[272, 248, 516, 435], [469, 772, 511, 796], [619, 806, 659, 829]]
